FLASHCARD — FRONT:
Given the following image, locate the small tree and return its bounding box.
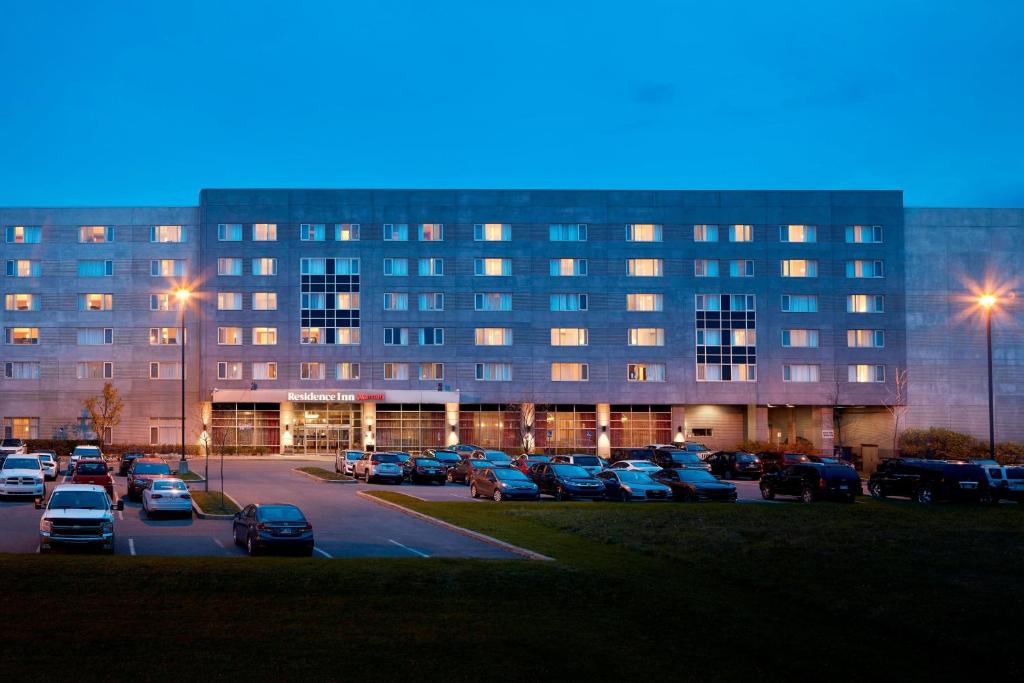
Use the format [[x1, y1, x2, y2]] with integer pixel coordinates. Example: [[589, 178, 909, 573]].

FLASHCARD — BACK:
[[82, 383, 124, 445], [517, 402, 535, 455], [826, 367, 844, 451], [882, 367, 909, 457]]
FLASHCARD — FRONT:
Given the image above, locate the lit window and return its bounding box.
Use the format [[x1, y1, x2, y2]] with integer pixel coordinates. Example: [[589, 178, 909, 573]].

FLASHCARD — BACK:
[[77, 328, 112, 345], [151, 225, 185, 243], [474, 258, 511, 276], [697, 364, 756, 382], [6, 226, 42, 243], [384, 362, 409, 380], [627, 363, 665, 382], [418, 258, 443, 276], [252, 327, 277, 345], [300, 223, 326, 241], [150, 259, 184, 277], [728, 224, 753, 242], [628, 328, 664, 346], [782, 329, 819, 348], [218, 258, 243, 276], [217, 224, 243, 241], [418, 363, 444, 380], [251, 258, 277, 276], [253, 292, 278, 310], [625, 224, 662, 242], [550, 328, 588, 346], [4, 361, 41, 379], [336, 362, 360, 380], [78, 293, 112, 311], [6, 260, 40, 277], [475, 328, 513, 346], [847, 329, 885, 348], [335, 223, 360, 241], [551, 363, 589, 381], [847, 294, 884, 313], [627, 259, 663, 277], [217, 362, 243, 380], [335, 293, 358, 310], [149, 327, 184, 346], [550, 293, 588, 311], [301, 327, 323, 345], [781, 295, 818, 312], [253, 223, 277, 241], [475, 293, 511, 311], [475, 363, 512, 381], [626, 293, 663, 312], [418, 224, 443, 241], [79, 226, 112, 243], [695, 259, 719, 277], [846, 225, 883, 243], [300, 362, 326, 380], [4, 293, 38, 311], [5, 327, 40, 345], [846, 260, 884, 278], [253, 362, 277, 380], [849, 364, 885, 383], [217, 293, 242, 310], [383, 258, 409, 276], [781, 259, 817, 277], [550, 259, 587, 276], [383, 224, 409, 241], [730, 329, 756, 346], [694, 225, 718, 242], [549, 224, 587, 241], [783, 365, 820, 382], [217, 327, 242, 345], [474, 223, 511, 241], [150, 294, 181, 312], [336, 328, 360, 345], [779, 225, 816, 242]]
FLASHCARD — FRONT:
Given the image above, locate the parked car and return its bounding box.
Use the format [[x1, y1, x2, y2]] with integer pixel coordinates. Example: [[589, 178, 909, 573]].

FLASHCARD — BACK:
[[452, 444, 483, 456], [512, 454, 550, 473], [760, 464, 861, 503], [0, 454, 45, 498], [232, 503, 314, 556], [608, 459, 663, 474], [126, 458, 173, 500], [392, 452, 412, 464], [334, 450, 364, 476], [610, 447, 655, 464], [999, 467, 1024, 503], [117, 450, 146, 476], [424, 449, 462, 472], [37, 483, 123, 554], [447, 458, 494, 484], [867, 459, 989, 504], [403, 457, 446, 485], [354, 452, 404, 484], [705, 452, 763, 480], [142, 478, 193, 517], [653, 468, 737, 502], [70, 445, 103, 474], [70, 459, 115, 496], [596, 469, 671, 501], [32, 451, 58, 480], [806, 455, 852, 467], [758, 452, 811, 473], [0, 438, 27, 456], [550, 454, 605, 475], [527, 463, 606, 501], [477, 450, 513, 467], [650, 448, 712, 471], [470, 467, 540, 502]]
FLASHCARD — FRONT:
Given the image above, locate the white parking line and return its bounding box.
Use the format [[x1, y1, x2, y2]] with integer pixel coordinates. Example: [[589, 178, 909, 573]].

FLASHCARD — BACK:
[[313, 546, 332, 559], [118, 511, 124, 521], [128, 538, 137, 556], [212, 538, 225, 548], [388, 538, 429, 558]]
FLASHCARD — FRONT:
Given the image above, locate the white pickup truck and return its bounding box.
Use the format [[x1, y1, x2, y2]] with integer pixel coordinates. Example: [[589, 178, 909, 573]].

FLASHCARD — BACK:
[[0, 438, 28, 457], [37, 483, 124, 554]]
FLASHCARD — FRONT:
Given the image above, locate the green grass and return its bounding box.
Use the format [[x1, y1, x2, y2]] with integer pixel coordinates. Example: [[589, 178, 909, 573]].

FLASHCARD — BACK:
[[190, 490, 240, 515], [174, 470, 202, 481], [2, 495, 1021, 680], [296, 466, 354, 481]]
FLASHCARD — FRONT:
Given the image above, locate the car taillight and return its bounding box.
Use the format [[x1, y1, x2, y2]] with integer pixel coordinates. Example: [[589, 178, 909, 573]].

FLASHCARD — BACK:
[[302, 524, 313, 531], [151, 494, 163, 499], [256, 523, 268, 531], [818, 478, 826, 488]]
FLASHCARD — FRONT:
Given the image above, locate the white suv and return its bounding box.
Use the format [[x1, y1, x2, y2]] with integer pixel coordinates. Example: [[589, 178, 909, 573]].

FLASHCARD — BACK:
[[0, 454, 45, 498], [69, 445, 103, 474], [0, 438, 27, 456], [982, 465, 1024, 503]]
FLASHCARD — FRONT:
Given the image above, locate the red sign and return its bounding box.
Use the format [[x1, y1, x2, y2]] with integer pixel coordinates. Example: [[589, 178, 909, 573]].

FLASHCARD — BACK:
[[356, 393, 385, 401]]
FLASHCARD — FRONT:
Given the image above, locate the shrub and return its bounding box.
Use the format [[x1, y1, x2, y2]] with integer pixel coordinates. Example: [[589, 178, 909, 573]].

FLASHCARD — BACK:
[[898, 428, 985, 460], [734, 440, 817, 455]]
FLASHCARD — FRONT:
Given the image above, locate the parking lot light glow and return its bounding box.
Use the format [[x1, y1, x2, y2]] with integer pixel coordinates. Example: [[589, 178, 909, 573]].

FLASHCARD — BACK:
[[175, 287, 191, 302], [978, 293, 997, 308]]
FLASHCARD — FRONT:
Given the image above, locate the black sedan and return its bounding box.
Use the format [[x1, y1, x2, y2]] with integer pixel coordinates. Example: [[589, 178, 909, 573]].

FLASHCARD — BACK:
[[706, 451, 762, 480], [653, 468, 737, 502], [447, 458, 494, 484], [470, 467, 540, 502], [232, 503, 314, 556], [402, 457, 446, 485]]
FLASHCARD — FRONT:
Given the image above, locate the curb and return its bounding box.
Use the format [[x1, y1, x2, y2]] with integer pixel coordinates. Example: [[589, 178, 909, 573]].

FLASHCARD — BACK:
[[293, 468, 357, 484], [191, 491, 242, 520], [179, 474, 207, 483], [356, 491, 554, 561]]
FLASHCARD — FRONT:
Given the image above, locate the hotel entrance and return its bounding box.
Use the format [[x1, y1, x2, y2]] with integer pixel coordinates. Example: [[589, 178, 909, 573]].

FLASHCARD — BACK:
[[292, 402, 362, 454]]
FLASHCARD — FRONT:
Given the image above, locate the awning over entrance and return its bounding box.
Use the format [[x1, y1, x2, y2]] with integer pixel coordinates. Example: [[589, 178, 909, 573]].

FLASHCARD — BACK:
[[208, 388, 461, 404]]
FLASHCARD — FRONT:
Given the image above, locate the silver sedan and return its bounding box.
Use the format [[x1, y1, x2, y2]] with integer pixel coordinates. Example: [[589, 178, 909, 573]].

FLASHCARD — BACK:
[[142, 478, 193, 517]]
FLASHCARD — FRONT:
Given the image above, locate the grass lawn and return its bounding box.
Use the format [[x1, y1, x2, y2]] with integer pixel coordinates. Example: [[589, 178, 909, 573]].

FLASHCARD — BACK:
[[190, 490, 240, 515], [296, 466, 354, 481], [174, 470, 202, 481], [2, 496, 1021, 680]]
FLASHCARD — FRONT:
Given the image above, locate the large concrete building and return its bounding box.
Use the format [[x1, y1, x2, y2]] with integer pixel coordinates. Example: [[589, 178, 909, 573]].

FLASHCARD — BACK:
[[1, 190, 1020, 463]]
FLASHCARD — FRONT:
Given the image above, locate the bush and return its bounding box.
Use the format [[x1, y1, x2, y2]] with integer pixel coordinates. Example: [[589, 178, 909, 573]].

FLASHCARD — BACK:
[[996, 442, 1024, 465], [734, 440, 818, 455], [898, 428, 985, 460]]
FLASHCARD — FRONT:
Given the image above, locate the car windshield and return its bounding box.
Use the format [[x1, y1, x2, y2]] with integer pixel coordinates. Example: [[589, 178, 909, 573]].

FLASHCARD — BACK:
[[3, 458, 39, 470], [470, 460, 493, 468], [75, 463, 108, 475], [571, 456, 601, 466], [685, 443, 707, 452], [346, 452, 363, 460], [257, 506, 306, 522], [134, 463, 171, 475], [371, 454, 400, 463], [153, 480, 187, 491], [75, 448, 101, 456], [677, 469, 717, 482], [484, 451, 511, 461], [735, 453, 758, 462], [34, 454, 54, 462], [48, 490, 107, 510], [433, 452, 459, 461], [671, 453, 702, 464], [494, 468, 530, 481], [415, 459, 441, 467], [551, 464, 590, 478], [1, 439, 24, 447], [617, 471, 654, 484]]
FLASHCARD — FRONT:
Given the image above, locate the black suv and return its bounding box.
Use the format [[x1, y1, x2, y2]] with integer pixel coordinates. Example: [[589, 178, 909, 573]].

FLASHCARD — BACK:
[[867, 459, 989, 504], [527, 463, 606, 501], [760, 463, 862, 503], [649, 448, 711, 471], [706, 451, 762, 480]]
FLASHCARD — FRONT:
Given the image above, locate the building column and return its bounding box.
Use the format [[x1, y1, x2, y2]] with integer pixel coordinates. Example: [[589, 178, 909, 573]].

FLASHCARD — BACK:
[[671, 405, 687, 445], [815, 406, 834, 456], [446, 402, 460, 447], [596, 403, 610, 457], [746, 404, 769, 443], [279, 401, 294, 454], [362, 402, 376, 450], [786, 408, 797, 445]]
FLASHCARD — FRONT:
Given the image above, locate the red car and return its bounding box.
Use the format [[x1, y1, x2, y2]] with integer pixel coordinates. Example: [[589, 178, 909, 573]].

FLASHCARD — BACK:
[[513, 454, 551, 474], [71, 458, 115, 496]]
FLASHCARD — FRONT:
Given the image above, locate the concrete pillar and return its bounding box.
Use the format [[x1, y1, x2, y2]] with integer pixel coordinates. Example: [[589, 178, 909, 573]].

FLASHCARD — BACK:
[[746, 405, 769, 443], [596, 403, 610, 457], [786, 408, 797, 445], [445, 402, 460, 447], [362, 402, 376, 450], [279, 401, 294, 453], [816, 406, 834, 456], [671, 405, 687, 445]]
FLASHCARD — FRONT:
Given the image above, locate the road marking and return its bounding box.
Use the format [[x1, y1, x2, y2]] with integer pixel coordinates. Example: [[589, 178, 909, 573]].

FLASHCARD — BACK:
[[388, 538, 429, 558], [212, 538, 225, 548], [313, 546, 332, 559], [128, 538, 137, 556]]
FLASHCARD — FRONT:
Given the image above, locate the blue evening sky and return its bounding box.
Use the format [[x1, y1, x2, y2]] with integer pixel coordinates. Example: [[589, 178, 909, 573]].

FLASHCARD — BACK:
[[1, 1, 1021, 207]]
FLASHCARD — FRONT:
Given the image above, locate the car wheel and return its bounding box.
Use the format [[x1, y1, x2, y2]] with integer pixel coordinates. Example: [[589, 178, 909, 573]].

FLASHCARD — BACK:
[[554, 486, 565, 502], [800, 486, 815, 504], [868, 481, 885, 498], [493, 489, 503, 503], [470, 484, 479, 498], [760, 485, 775, 501], [232, 525, 242, 546], [447, 472, 455, 483], [619, 489, 630, 502], [915, 486, 934, 504], [246, 535, 258, 556]]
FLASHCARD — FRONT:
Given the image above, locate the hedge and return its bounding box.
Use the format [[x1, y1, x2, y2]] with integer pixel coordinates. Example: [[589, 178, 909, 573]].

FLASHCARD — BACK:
[[23, 440, 276, 458], [897, 428, 1024, 464]]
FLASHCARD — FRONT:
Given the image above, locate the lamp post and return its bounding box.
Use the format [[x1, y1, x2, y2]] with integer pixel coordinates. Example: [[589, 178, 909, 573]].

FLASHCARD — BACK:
[[175, 288, 191, 472], [978, 294, 997, 460]]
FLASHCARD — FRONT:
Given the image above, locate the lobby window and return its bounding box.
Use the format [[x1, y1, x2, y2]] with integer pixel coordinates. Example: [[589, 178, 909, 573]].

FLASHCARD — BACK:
[[781, 294, 818, 313], [418, 257, 443, 276], [252, 327, 277, 345], [627, 258, 663, 277], [781, 259, 817, 277], [150, 293, 182, 312], [849, 364, 885, 383], [149, 327, 184, 346], [848, 329, 885, 348], [149, 361, 183, 380], [626, 293, 663, 312], [217, 223, 243, 241], [253, 292, 278, 310], [846, 225, 883, 243], [151, 225, 185, 243], [627, 363, 666, 382], [419, 362, 444, 380], [1, 334, 39, 354], [475, 362, 512, 381], [474, 223, 511, 241], [729, 260, 754, 277], [418, 223, 443, 241], [551, 362, 589, 381], [335, 293, 358, 310], [4, 361, 41, 379], [783, 364, 820, 382], [383, 293, 408, 311], [217, 292, 242, 310], [300, 362, 326, 380], [79, 293, 113, 311], [419, 292, 444, 311], [4, 293, 39, 311], [728, 224, 753, 242], [384, 362, 409, 380], [217, 362, 243, 380], [550, 258, 587, 276], [384, 327, 410, 345], [383, 258, 409, 276], [549, 223, 587, 241], [150, 259, 185, 277], [5, 226, 41, 243], [335, 223, 360, 241], [336, 362, 360, 380], [77, 328, 112, 345], [217, 327, 242, 345], [694, 224, 718, 242], [3, 417, 39, 439], [475, 292, 512, 311], [77, 260, 113, 277], [253, 362, 278, 380], [251, 258, 277, 276], [628, 327, 665, 346], [625, 224, 662, 242], [418, 328, 444, 345], [550, 293, 588, 311], [782, 329, 819, 347], [474, 258, 511, 276], [218, 258, 243, 276], [79, 225, 113, 243], [846, 260, 885, 278], [383, 223, 409, 241], [252, 224, 277, 241], [300, 223, 326, 241], [475, 327, 513, 346], [779, 225, 816, 243], [550, 328, 588, 346], [847, 294, 884, 313], [694, 259, 719, 277], [6, 260, 41, 277]]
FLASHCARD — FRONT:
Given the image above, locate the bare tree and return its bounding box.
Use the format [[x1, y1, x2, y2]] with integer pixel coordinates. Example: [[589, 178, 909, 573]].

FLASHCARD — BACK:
[[882, 367, 909, 457], [826, 367, 844, 451], [517, 402, 535, 455], [82, 382, 124, 445]]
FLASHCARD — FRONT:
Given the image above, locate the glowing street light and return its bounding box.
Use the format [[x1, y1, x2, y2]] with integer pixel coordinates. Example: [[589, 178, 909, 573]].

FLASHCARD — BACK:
[[978, 293, 998, 460], [176, 288, 192, 471]]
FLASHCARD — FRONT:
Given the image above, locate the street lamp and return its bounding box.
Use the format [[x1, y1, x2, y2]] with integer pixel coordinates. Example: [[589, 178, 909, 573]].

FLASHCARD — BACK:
[[978, 294, 997, 460], [175, 288, 191, 471]]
